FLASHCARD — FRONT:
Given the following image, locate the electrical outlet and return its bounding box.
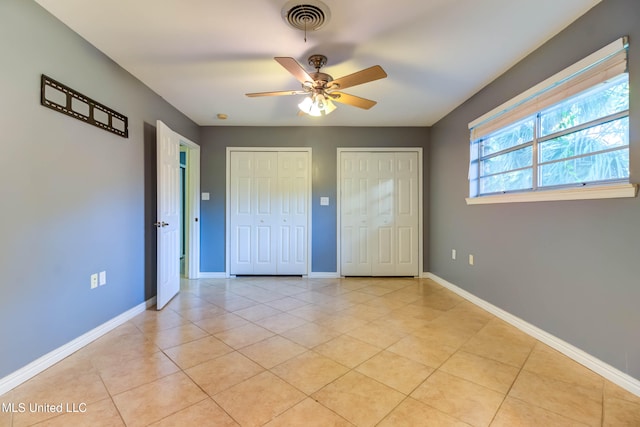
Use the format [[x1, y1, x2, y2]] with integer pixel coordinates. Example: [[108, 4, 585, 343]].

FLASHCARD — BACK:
[[90, 273, 98, 289], [452, 249, 456, 260], [99, 271, 106, 286], [469, 254, 474, 266]]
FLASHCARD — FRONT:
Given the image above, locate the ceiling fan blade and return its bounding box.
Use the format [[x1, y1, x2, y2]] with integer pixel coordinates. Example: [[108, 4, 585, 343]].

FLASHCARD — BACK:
[[329, 65, 387, 91], [275, 57, 314, 84], [331, 92, 377, 110], [246, 90, 306, 97]]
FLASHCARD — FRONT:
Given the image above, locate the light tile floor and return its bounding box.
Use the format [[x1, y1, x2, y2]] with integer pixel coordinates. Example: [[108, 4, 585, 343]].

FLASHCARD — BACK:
[[2, 277, 640, 426]]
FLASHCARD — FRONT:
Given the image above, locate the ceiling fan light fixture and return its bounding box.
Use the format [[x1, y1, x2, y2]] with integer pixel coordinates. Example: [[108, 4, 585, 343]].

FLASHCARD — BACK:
[[298, 96, 314, 113], [323, 96, 337, 114], [298, 93, 336, 116], [246, 55, 386, 115]]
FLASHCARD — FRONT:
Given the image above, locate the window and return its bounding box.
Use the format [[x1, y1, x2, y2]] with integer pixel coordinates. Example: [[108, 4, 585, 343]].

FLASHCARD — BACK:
[[467, 37, 634, 203]]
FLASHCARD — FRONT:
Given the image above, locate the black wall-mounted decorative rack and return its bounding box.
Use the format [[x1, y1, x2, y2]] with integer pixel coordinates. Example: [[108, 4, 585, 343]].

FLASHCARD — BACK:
[[40, 74, 128, 138]]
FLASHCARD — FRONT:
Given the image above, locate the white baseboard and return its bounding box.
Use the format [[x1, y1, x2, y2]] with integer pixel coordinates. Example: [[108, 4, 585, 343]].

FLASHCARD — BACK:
[[0, 299, 151, 397], [424, 272, 640, 398], [146, 296, 157, 309], [308, 272, 340, 279], [199, 272, 341, 279], [198, 272, 228, 279], [199, 272, 342, 279]]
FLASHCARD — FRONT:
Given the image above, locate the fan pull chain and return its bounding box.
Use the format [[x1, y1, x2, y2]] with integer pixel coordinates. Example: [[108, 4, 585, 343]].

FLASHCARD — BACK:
[[304, 16, 308, 42], [302, 4, 308, 43]]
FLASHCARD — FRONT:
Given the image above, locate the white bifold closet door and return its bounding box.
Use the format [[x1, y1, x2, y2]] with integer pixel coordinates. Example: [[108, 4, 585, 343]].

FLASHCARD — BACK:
[[341, 151, 419, 276], [229, 151, 309, 275]]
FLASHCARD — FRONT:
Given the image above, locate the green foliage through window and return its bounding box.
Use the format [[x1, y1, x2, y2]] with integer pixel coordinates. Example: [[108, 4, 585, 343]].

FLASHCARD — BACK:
[[471, 73, 629, 196]]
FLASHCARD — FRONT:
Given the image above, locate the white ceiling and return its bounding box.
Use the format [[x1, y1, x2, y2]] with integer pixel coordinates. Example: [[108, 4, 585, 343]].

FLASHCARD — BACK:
[[35, 0, 600, 127]]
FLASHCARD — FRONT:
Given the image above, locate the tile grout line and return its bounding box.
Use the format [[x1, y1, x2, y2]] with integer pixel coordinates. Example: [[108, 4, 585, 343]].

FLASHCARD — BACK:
[[12, 277, 632, 426], [485, 338, 536, 426], [168, 284, 355, 425], [162, 304, 263, 427]]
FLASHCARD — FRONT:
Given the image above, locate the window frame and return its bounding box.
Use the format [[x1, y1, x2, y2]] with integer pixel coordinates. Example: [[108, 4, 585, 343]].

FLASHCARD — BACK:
[[466, 37, 636, 204]]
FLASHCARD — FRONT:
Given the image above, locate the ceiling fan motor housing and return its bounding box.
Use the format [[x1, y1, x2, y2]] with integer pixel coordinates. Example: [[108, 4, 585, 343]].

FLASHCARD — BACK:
[[311, 72, 333, 84], [308, 54, 327, 69], [307, 55, 333, 89]]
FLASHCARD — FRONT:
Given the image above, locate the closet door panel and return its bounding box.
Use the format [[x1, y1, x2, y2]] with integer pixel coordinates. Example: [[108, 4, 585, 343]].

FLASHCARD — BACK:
[[340, 150, 420, 277], [230, 152, 255, 274], [229, 150, 309, 276], [371, 153, 395, 275], [277, 152, 308, 274], [252, 152, 278, 274], [341, 152, 372, 276], [394, 152, 419, 276]]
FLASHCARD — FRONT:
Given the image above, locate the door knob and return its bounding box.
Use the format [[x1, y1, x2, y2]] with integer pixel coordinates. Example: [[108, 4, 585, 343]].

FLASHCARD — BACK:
[[154, 221, 169, 228]]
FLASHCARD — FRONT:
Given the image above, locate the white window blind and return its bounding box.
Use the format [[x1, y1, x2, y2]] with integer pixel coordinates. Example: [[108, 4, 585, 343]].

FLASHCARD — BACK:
[[467, 36, 629, 198], [469, 37, 628, 141]]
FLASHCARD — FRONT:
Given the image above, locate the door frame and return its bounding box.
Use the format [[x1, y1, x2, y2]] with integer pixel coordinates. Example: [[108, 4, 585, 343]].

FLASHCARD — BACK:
[[225, 147, 312, 277], [156, 122, 200, 281], [182, 139, 201, 279], [336, 147, 423, 277]]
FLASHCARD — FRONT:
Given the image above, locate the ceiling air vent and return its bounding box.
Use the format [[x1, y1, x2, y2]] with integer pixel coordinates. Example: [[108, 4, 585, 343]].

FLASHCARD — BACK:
[[281, 0, 331, 32]]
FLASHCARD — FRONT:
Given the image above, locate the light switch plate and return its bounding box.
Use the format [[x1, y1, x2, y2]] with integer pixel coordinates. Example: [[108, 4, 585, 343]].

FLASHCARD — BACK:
[[99, 271, 106, 286], [320, 197, 329, 206], [201, 192, 210, 201]]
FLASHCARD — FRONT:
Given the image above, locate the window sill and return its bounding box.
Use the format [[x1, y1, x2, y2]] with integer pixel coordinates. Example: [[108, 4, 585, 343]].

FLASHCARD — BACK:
[[465, 183, 638, 205]]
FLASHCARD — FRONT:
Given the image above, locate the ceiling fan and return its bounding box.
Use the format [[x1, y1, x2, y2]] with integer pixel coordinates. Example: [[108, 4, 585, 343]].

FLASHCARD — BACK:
[[246, 55, 387, 116]]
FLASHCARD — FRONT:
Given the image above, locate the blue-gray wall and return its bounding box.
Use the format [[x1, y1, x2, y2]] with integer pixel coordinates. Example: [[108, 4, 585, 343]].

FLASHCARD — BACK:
[[429, 0, 640, 380], [198, 127, 430, 273], [0, 0, 198, 378]]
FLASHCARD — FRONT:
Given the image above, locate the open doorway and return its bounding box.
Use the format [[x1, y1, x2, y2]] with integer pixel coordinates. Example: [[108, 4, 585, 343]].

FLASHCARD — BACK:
[[144, 122, 201, 306], [180, 148, 187, 276], [179, 140, 200, 279], [155, 120, 201, 309]]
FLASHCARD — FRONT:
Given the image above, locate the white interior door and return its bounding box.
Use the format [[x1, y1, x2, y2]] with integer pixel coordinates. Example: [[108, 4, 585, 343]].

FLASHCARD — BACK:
[[340, 150, 420, 277], [253, 152, 278, 274], [394, 152, 419, 275], [229, 151, 278, 275], [228, 149, 310, 276], [340, 152, 373, 276], [156, 120, 181, 309], [372, 153, 396, 276], [277, 152, 309, 275], [229, 151, 254, 274]]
